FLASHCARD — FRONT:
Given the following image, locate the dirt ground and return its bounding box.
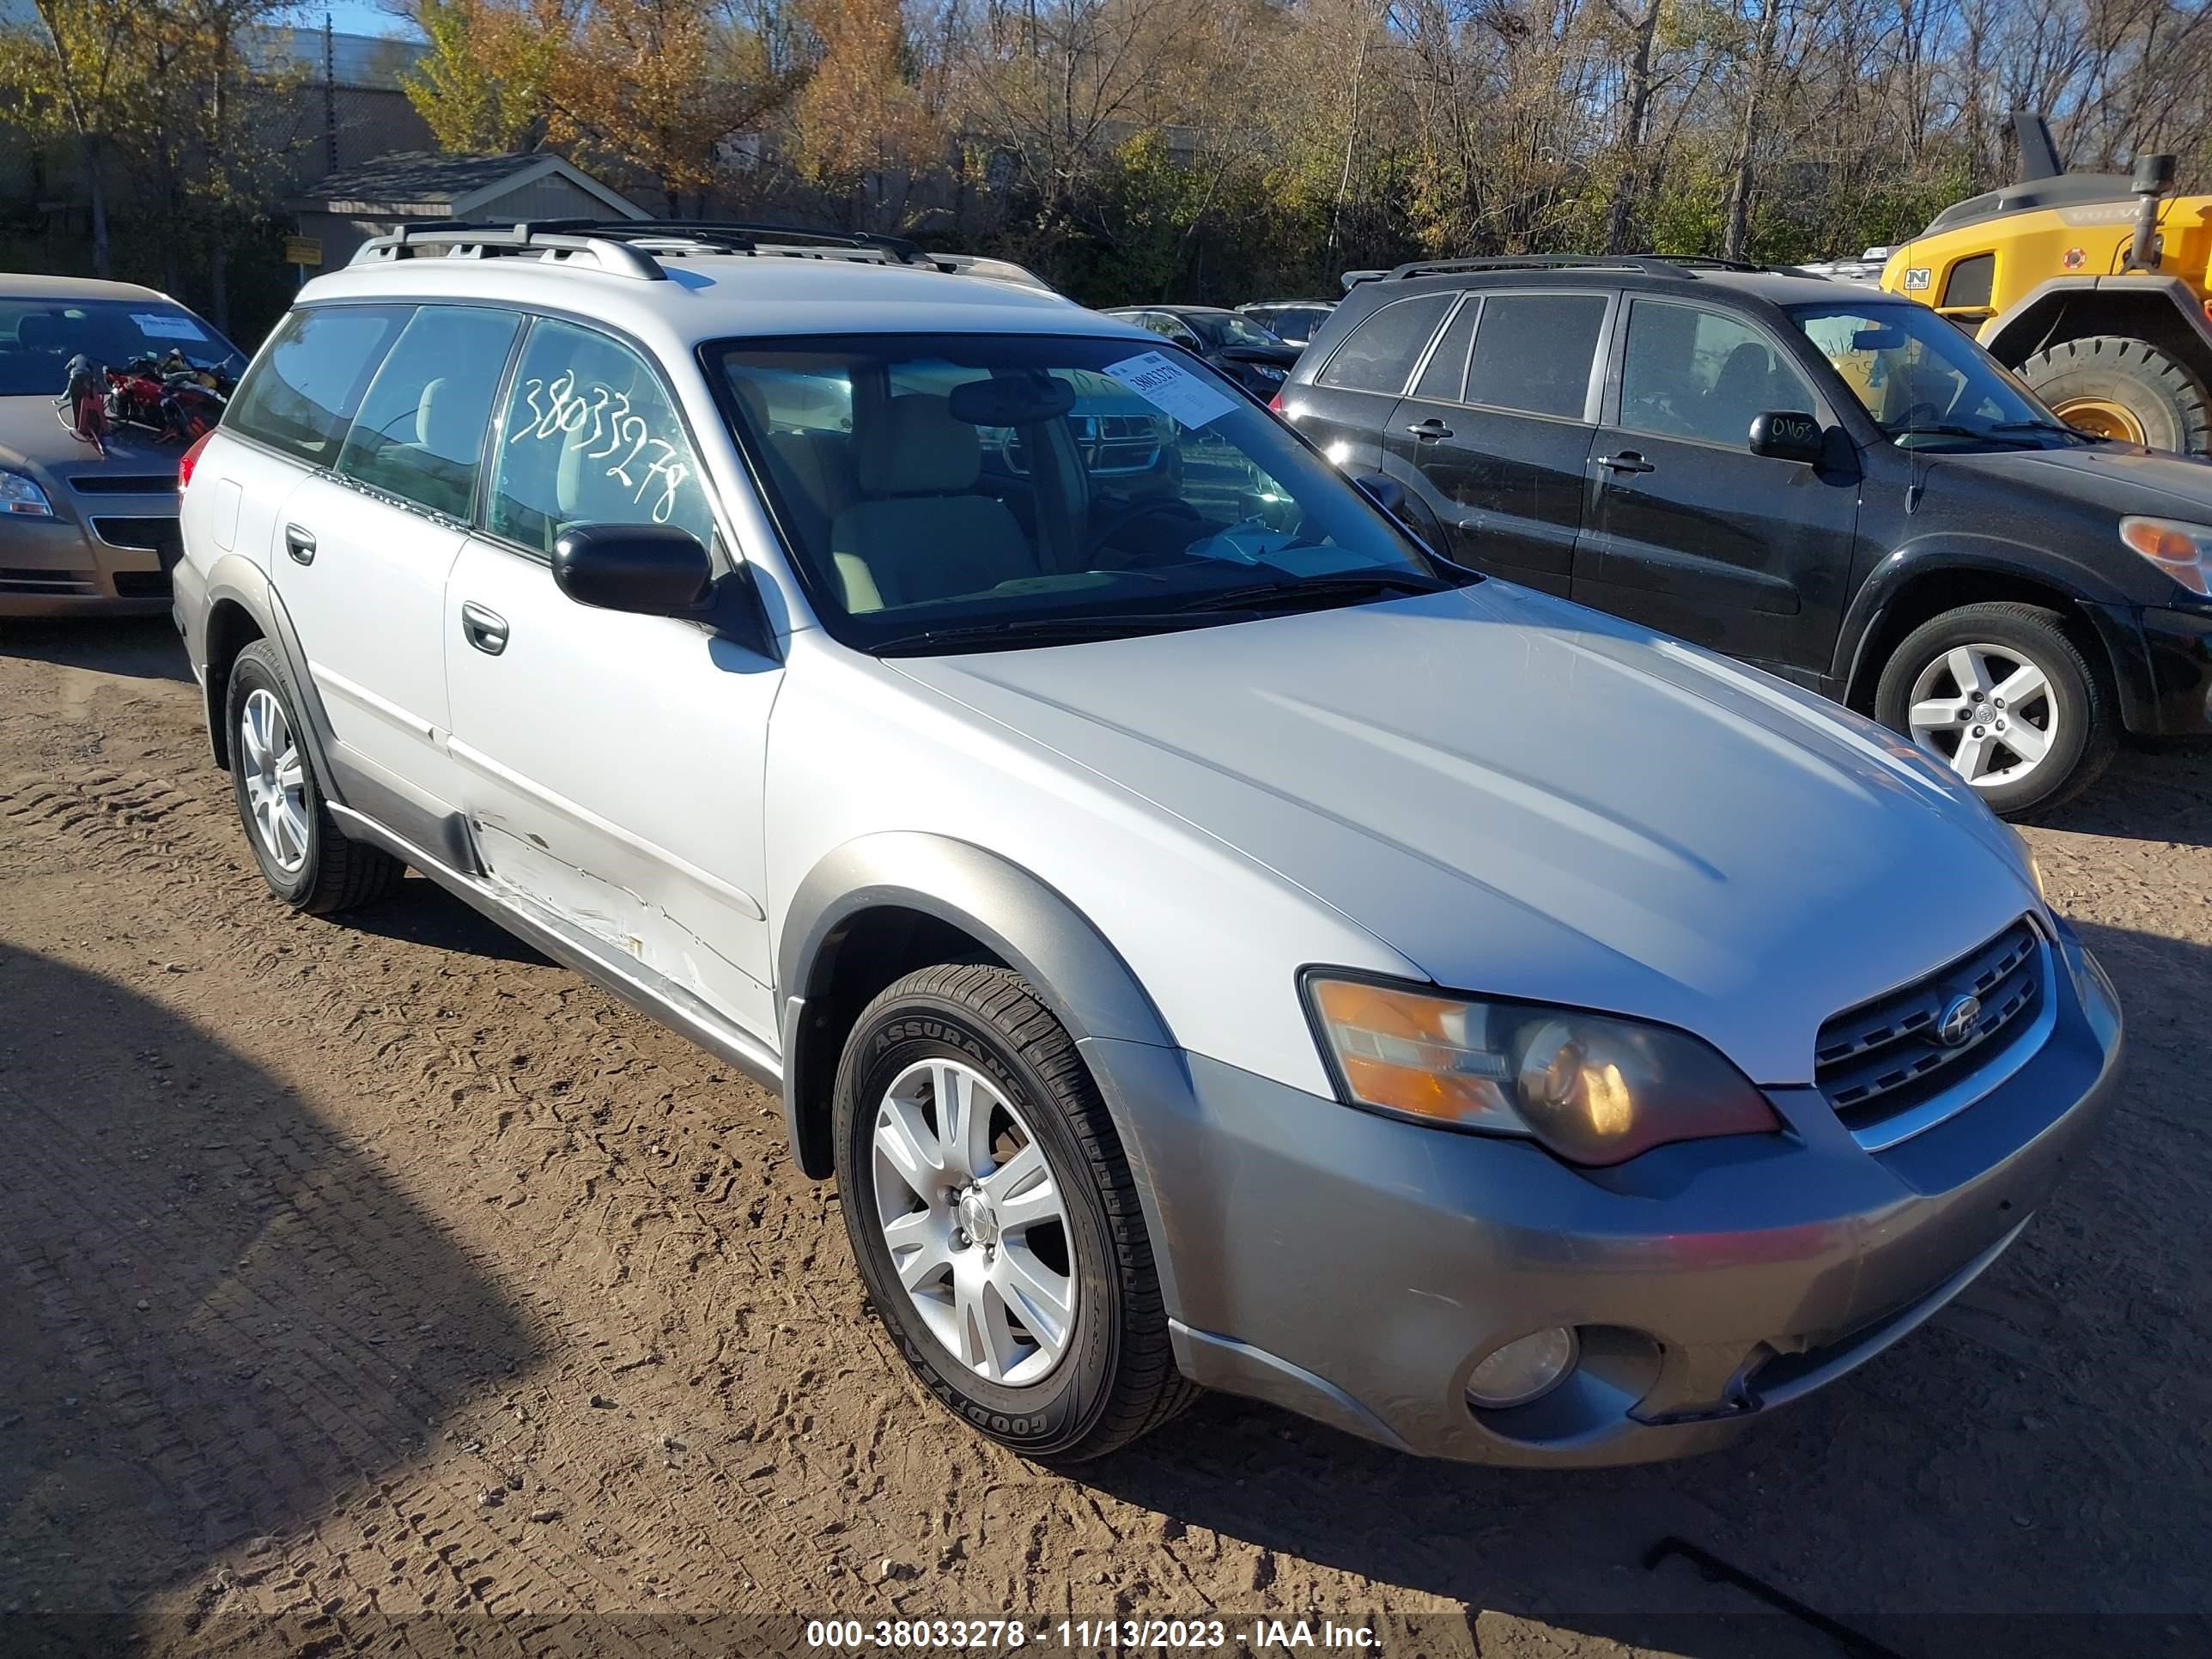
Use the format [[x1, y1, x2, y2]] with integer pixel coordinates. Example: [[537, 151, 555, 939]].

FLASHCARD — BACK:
[[1, 617, 2207, 1659]]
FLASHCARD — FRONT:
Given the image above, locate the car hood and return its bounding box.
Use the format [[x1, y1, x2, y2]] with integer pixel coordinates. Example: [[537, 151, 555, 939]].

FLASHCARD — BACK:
[[888, 583, 2041, 1085], [0, 393, 183, 483], [1927, 438, 2212, 517]]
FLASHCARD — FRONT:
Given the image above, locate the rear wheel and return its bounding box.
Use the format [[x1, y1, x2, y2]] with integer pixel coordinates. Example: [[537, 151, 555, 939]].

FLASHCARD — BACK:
[[2014, 334, 2212, 455], [1874, 601, 2114, 817], [226, 641, 403, 914], [832, 963, 1194, 1462]]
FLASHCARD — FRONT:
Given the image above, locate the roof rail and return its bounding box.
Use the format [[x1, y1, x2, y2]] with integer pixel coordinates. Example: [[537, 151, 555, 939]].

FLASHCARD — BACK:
[[1363, 252, 1803, 284], [349, 217, 960, 281]]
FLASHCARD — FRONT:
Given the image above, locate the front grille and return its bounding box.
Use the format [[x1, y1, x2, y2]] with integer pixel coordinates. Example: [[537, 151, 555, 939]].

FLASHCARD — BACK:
[[91, 516, 182, 566], [1814, 918, 2044, 1134], [0, 566, 95, 595], [111, 569, 171, 599], [68, 473, 176, 495]]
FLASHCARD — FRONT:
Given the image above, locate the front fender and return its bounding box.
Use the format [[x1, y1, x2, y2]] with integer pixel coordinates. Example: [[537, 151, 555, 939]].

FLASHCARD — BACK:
[[775, 831, 1176, 1169], [1835, 534, 2127, 695]]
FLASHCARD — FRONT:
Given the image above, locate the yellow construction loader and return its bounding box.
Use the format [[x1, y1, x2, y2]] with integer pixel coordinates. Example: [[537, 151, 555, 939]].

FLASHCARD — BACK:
[[1880, 113, 2212, 455]]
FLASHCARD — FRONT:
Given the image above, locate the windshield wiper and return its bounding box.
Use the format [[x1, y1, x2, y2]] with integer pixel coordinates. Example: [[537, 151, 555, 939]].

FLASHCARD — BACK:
[[869, 611, 1237, 655], [1986, 418, 2095, 441], [1884, 422, 2042, 447], [1176, 568, 1454, 615]]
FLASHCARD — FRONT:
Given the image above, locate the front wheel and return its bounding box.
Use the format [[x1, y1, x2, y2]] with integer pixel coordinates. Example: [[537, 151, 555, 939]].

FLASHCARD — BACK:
[[1874, 601, 2114, 817], [832, 963, 1194, 1462]]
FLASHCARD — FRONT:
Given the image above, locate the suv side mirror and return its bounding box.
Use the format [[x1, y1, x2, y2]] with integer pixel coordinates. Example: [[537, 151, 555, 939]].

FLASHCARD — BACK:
[[552, 523, 713, 616], [1747, 410, 1827, 466]]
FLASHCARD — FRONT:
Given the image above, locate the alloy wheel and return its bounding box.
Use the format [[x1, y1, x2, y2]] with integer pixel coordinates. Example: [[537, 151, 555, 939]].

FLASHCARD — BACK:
[[239, 688, 310, 873], [870, 1058, 1077, 1386], [1905, 642, 2059, 789]]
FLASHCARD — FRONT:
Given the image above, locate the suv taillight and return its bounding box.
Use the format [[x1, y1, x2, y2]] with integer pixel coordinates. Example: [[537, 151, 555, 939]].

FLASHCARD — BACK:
[[177, 430, 212, 494], [1267, 390, 1284, 414]]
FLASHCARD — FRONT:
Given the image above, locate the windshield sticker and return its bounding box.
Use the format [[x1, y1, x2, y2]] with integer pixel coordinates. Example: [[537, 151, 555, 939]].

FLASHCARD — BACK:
[[507, 370, 696, 526], [132, 313, 208, 341], [1103, 350, 1237, 429]]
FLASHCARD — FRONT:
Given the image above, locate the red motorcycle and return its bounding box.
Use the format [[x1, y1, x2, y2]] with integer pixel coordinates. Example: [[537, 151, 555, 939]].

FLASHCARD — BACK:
[[104, 349, 231, 444]]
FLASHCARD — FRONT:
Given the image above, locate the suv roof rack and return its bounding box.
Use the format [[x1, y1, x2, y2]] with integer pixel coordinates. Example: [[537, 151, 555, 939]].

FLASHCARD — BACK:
[[352, 218, 957, 281], [1349, 252, 1796, 286]]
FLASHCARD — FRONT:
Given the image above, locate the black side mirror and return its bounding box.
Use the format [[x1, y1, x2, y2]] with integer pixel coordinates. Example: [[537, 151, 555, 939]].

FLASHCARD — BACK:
[[1747, 410, 1827, 466], [1352, 472, 1408, 519], [552, 523, 713, 616]]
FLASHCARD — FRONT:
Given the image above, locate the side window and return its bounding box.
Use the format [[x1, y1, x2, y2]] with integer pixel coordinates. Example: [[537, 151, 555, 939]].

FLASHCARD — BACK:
[[1464, 293, 1608, 419], [487, 318, 715, 555], [225, 305, 406, 465], [334, 306, 520, 519], [1413, 298, 1480, 402], [1619, 301, 1819, 448], [1316, 295, 1453, 394]]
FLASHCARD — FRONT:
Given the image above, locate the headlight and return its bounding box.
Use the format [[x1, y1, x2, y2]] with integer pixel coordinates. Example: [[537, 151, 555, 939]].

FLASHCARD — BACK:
[[1304, 975, 1780, 1166], [2118, 517, 2212, 596], [0, 469, 54, 518], [1251, 364, 1286, 382]]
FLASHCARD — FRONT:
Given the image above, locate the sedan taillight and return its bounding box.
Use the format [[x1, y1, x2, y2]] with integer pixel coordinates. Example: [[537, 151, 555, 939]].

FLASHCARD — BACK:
[[177, 430, 212, 494]]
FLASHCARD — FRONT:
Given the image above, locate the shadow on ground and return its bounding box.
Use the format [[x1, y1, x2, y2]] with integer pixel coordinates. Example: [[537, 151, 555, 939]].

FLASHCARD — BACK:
[[2035, 737, 2212, 846], [1076, 916, 2212, 1659], [0, 945, 543, 1648], [0, 616, 191, 685], [340, 872, 551, 967]]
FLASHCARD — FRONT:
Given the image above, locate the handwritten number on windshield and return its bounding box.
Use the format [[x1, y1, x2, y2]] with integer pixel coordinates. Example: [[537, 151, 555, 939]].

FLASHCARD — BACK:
[[508, 374, 696, 523]]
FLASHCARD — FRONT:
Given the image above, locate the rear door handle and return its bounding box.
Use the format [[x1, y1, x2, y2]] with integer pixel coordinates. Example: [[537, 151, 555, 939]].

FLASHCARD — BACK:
[[459, 601, 509, 656], [1595, 452, 1656, 475], [283, 524, 316, 565], [1406, 418, 1454, 441]]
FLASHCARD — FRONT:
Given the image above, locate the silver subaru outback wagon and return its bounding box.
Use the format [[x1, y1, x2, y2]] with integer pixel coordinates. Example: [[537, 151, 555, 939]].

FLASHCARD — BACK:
[[173, 222, 2122, 1467]]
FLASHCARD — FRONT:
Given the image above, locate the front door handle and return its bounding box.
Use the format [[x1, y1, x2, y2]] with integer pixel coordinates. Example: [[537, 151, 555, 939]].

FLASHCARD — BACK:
[[1595, 451, 1656, 475], [283, 524, 316, 565], [1406, 417, 1455, 441], [459, 601, 509, 656]]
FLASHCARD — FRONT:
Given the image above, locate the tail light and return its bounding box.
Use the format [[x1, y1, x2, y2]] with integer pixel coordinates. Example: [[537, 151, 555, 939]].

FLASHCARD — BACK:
[[177, 430, 212, 494], [1267, 390, 1285, 414]]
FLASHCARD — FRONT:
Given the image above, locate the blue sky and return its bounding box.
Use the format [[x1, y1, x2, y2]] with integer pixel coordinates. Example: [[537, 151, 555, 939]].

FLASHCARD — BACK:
[[304, 3, 420, 40]]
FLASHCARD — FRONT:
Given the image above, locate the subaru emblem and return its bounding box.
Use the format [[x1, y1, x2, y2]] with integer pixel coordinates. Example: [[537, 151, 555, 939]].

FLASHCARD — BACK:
[[1936, 994, 1982, 1047]]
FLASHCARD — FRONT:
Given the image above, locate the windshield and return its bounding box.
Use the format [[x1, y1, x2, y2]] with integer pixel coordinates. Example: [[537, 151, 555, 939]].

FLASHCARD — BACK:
[[1786, 301, 2077, 447], [1192, 313, 1287, 349], [710, 331, 1465, 653], [0, 296, 244, 397], [1252, 306, 1330, 344]]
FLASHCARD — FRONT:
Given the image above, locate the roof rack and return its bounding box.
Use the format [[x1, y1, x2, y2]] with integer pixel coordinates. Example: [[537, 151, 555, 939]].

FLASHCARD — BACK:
[[1351, 252, 1798, 285], [350, 218, 951, 281]]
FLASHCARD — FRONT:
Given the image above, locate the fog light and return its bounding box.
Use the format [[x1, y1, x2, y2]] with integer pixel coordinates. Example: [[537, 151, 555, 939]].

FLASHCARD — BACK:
[[1466, 1328, 1577, 1409]]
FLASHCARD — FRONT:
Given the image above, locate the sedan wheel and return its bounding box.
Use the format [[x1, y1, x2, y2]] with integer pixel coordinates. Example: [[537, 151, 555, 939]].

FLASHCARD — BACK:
[[239, 687, 312, 873], [872, 1057, 1077, 1386], [1905, 641, 2057, 790]]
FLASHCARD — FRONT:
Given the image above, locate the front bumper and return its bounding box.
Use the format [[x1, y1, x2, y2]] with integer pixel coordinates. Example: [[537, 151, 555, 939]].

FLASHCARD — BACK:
[[1091, 923, 2123, 1466], [2087, 600, 2212, 737], [0, 504, 178, 617]]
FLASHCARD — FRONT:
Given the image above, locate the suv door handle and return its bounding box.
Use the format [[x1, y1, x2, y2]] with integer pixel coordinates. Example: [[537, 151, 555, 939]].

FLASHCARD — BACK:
[[459, 601, 509, 656], [283, 524, 316, 565], [1405, 418, 1455, 441], [1594, 451, 1656, 475]]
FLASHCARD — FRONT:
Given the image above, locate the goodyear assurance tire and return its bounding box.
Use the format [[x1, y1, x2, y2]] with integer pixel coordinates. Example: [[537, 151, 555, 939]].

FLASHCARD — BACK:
[[1875, 602, 2114, 817], [2015, 334, 2212, 455], [226, 641, 403, 914], [833, 963, 1193, 1461]]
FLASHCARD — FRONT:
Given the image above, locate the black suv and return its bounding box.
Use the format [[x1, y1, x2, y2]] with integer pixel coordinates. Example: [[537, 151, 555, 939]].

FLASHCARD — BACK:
[[1279, 254, 2212, 815]]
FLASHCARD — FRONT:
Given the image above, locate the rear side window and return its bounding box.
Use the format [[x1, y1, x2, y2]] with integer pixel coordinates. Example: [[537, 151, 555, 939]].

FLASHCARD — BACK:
[[335, 306, 521, 519], [488, 318, 714, 554], [1412, 299, 1480, 401], [1464, 294, 1608, 418], [1316, 295, 1453, 393], [226, 306, 405, 465]]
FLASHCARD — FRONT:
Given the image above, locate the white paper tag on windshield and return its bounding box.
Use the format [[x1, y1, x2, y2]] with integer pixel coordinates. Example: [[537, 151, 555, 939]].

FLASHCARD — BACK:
[[132, 313, 207, 341], [1102, 350, 1237, 429]]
